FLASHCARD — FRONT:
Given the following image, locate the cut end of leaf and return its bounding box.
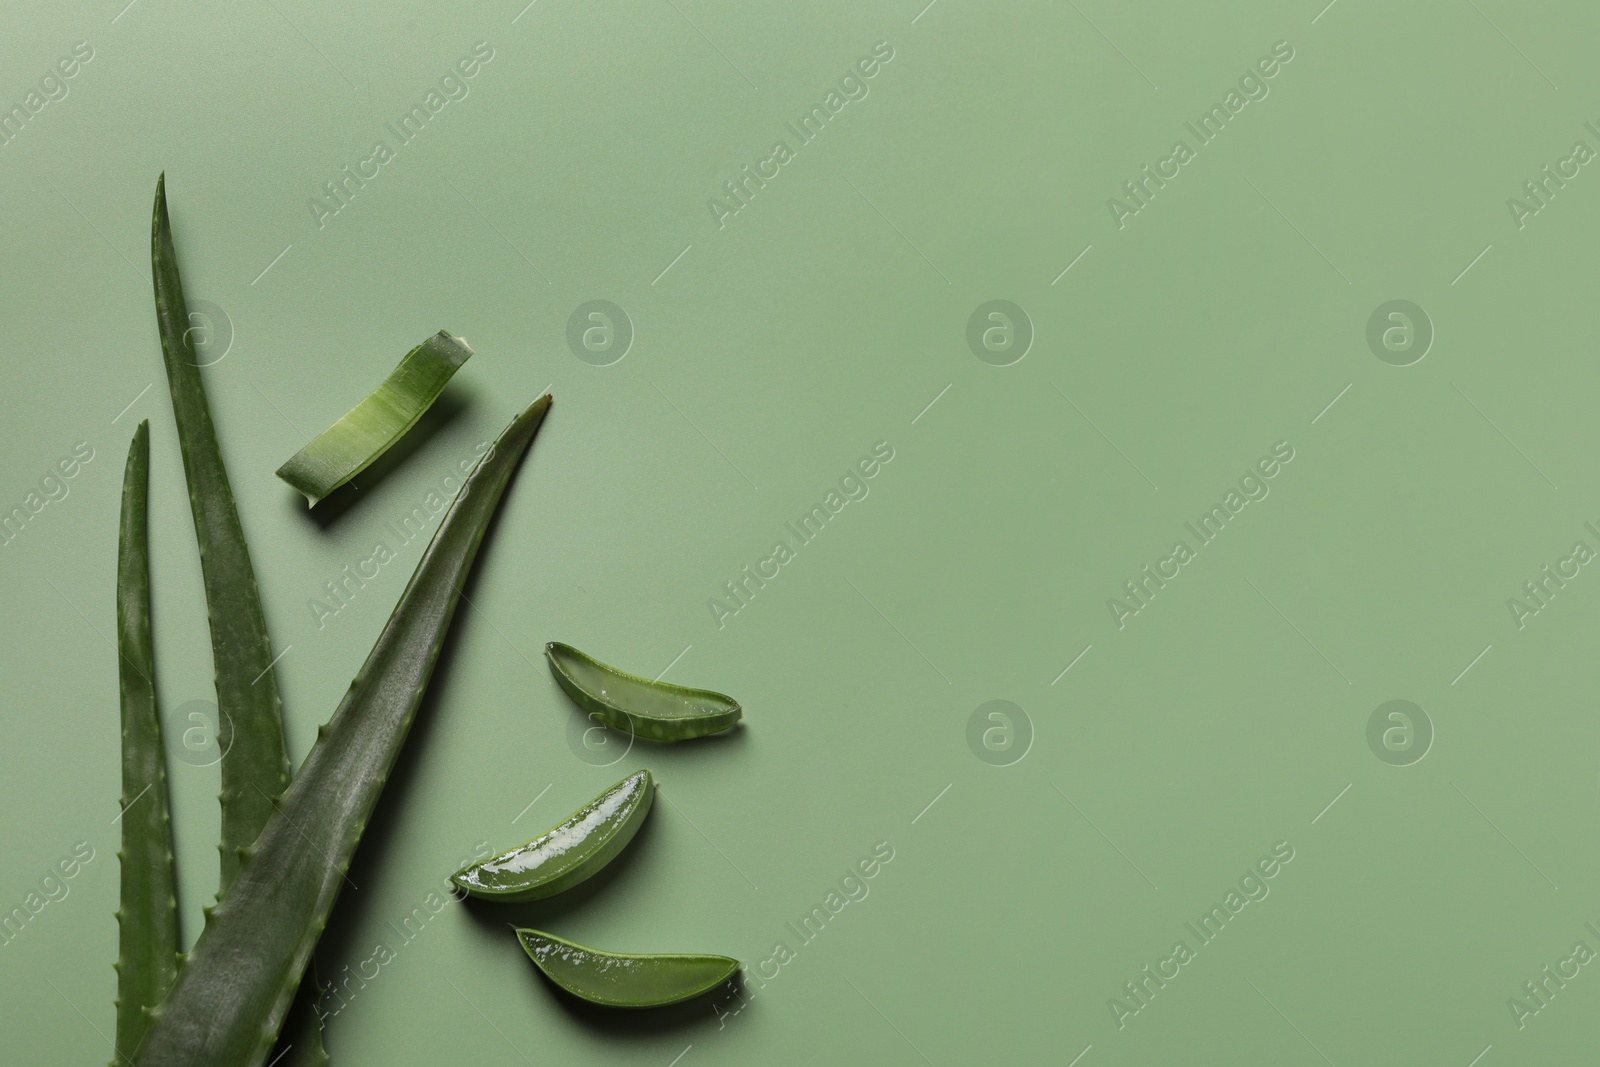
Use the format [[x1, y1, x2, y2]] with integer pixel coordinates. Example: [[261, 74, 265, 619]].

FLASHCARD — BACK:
[[430, 329, 473, 367]]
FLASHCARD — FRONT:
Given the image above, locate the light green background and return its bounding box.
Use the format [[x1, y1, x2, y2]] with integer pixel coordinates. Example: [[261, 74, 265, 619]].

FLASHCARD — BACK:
[[3, 0, 1598, 1063]]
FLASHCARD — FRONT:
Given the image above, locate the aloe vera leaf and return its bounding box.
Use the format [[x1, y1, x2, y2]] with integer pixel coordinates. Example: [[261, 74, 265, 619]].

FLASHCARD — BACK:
[[545, 642, 742, 740], [274, 331, 473, 506], [133, 395, 552, 1067], [150, 174, 289, 896], [452, 770, 653, 902], [516, 928, 740, 1008], [113, 421, 180, 1064]]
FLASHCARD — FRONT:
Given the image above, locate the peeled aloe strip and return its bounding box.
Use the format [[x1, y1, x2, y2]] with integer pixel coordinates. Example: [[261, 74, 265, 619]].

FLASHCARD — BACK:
[[545, 642, 742, 741], [151, 175, 289, 896], [516, 928, 740, 1008], [274, 331, 472, 506], [453, 770, 653, 902], [113, 421, 179, 1064], [133, 395, 551, 1067]]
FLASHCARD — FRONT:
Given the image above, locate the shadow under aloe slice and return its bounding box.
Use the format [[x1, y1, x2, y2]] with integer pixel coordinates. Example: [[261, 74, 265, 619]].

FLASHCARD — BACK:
[[453, 770, 653, 903], [516, 928, 740, 1008], [545, 642, 741, 741]]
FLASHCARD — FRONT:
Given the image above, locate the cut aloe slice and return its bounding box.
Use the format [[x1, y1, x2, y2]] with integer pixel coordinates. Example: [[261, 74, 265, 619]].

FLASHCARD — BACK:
[[545, 642, 742, 741], [516, 928, 740, 1008], [274, 330, 472, 505], [453, 771, 653, 902]]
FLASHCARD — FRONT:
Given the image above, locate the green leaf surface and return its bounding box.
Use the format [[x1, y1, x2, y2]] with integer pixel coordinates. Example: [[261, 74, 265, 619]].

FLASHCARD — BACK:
[[452, 770, 653, 902], [516, 928, 740, 1008], [113, 421, 179, 1064], [150, 174, 289, 896], [546, 642, 742, 741], [132, 395, 552, 1067], [275, 330, 472, 507]]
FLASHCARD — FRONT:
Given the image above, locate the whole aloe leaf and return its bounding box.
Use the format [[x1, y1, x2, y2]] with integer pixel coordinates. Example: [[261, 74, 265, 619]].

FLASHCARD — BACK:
[[113, 421, 180, 1064], [133, 395, 552, 1067], [150, 174, 289, 895]]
